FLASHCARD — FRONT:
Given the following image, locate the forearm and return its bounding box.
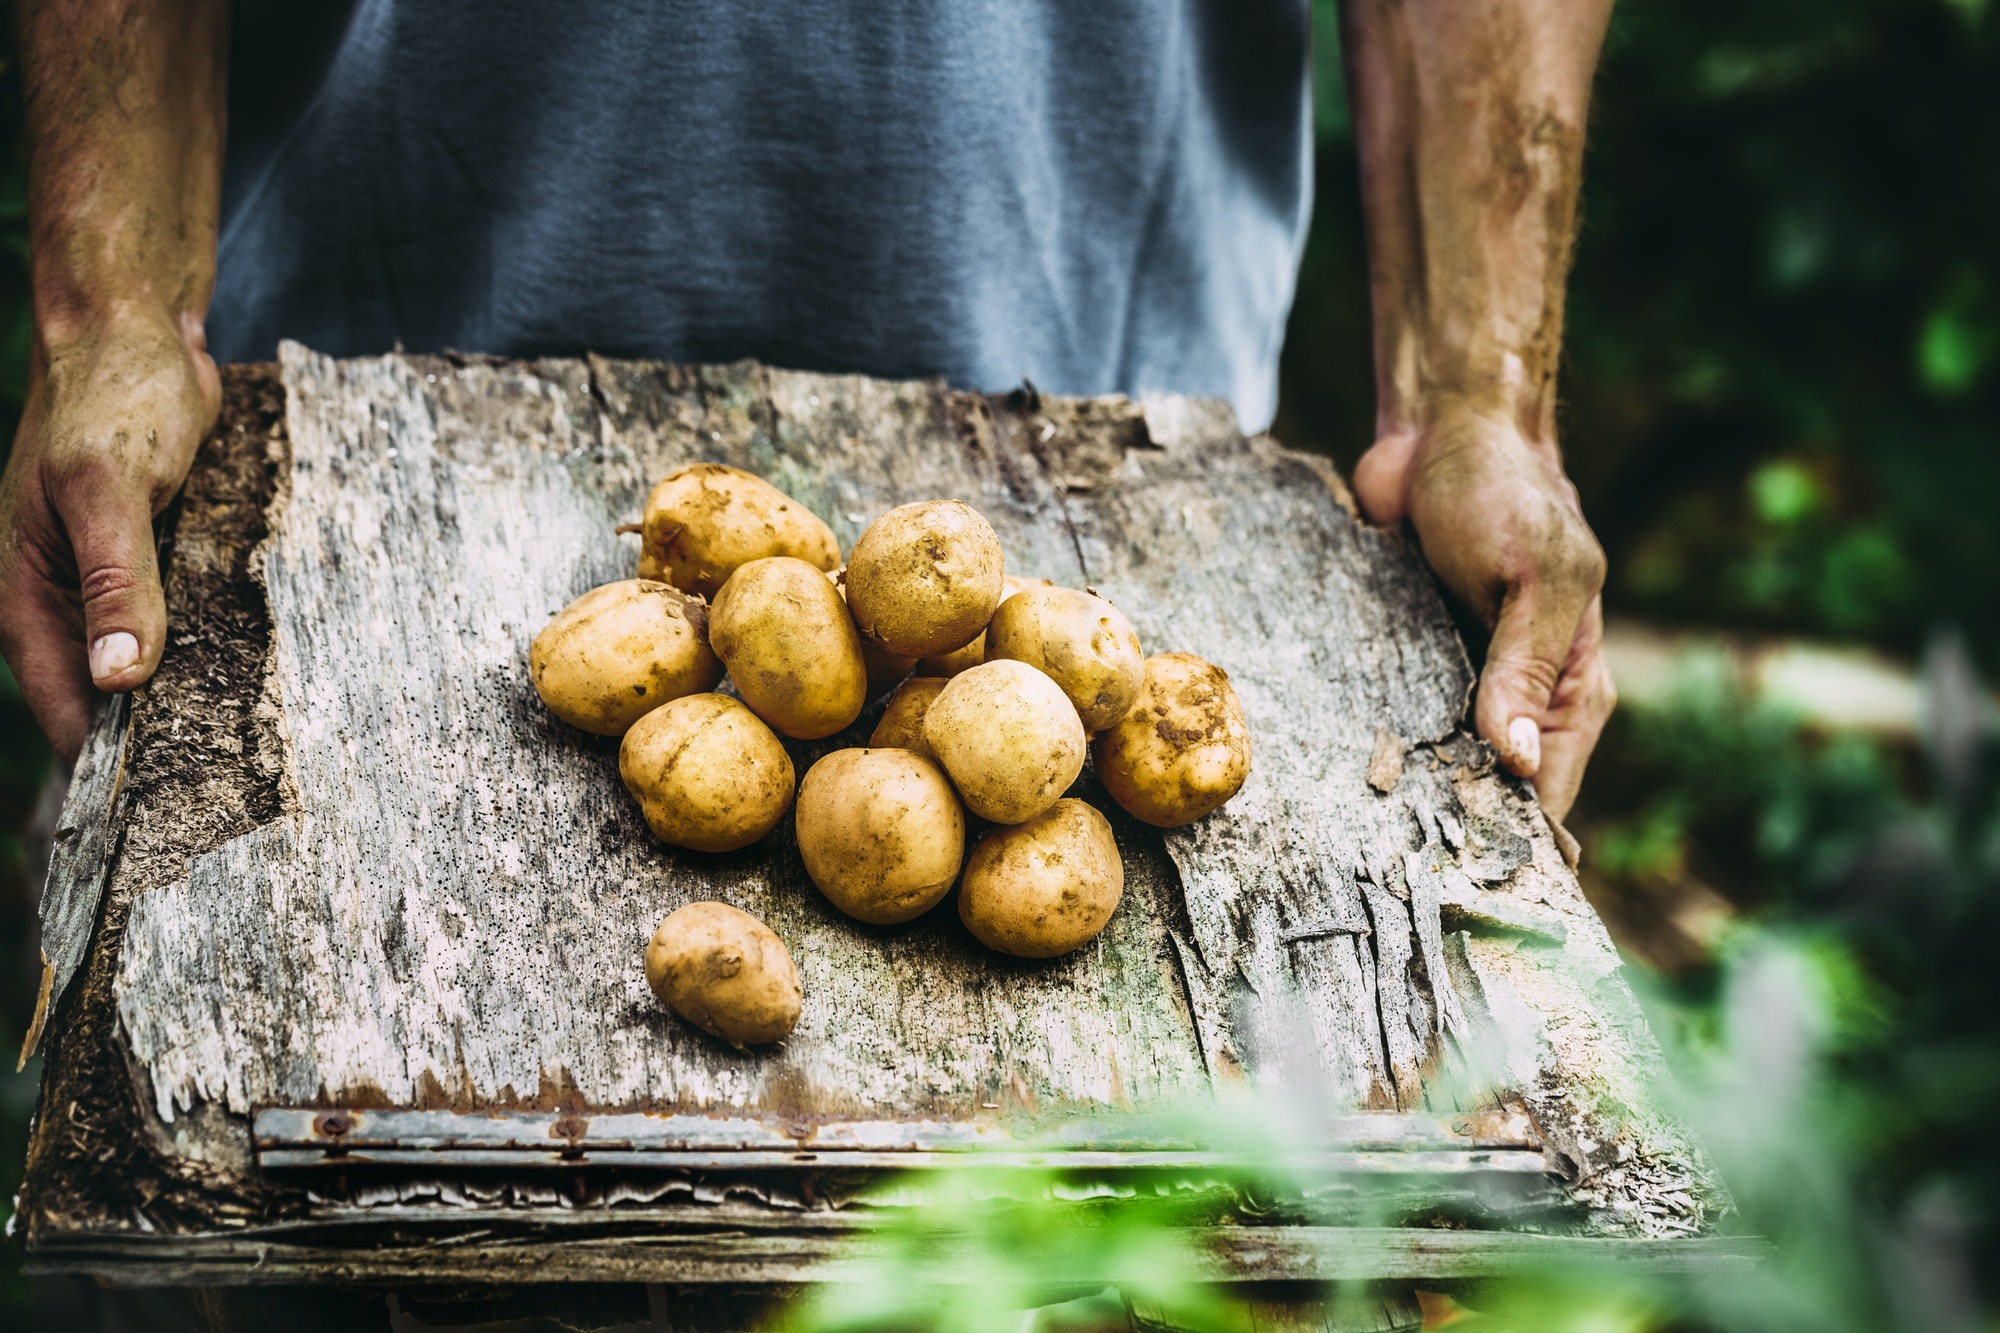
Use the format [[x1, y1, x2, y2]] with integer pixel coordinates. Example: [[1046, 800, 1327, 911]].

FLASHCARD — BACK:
[[1340, 0, 1613, 450], [0, 0, 230, 759], [19, 0, 229, 355]]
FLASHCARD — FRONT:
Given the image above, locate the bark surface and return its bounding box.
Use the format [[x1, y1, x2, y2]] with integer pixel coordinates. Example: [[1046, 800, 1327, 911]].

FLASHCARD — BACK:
[[24, 347, 1718, 1270]]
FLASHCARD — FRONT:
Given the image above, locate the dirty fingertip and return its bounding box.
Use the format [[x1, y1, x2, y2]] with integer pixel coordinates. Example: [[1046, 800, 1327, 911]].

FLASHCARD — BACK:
[[1505, 715, 1542, 777], [88, 631, 142, 685]]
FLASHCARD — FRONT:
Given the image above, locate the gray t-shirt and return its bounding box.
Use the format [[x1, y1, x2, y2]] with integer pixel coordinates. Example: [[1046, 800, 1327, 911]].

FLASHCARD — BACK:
[[212, 1, 1312, 430]]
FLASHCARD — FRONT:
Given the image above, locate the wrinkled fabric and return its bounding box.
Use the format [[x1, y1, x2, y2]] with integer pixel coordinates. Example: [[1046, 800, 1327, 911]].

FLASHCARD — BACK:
[[214, 0, 1312, 429]]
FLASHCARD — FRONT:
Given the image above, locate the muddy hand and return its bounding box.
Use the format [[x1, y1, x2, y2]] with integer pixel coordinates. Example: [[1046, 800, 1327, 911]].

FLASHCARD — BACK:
[[1354, 406, 1613, 821], [0, 312, 220, 760]]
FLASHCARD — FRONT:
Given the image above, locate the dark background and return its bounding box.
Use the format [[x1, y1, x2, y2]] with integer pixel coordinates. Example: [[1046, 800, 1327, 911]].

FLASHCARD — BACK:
[[2, 0, 1997, 1324]]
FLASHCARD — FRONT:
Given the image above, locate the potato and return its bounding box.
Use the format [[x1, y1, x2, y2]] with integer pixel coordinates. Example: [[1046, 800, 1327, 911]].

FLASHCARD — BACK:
[[984, 586, 1143, 731], [828, 568, 916, 695], [959, 799, 1124, 958], [923, 660, 1085, 824], [620, 694, 796, 851], [1093, 653, 1251, 828], [646, 902, 802, 1047], [869, 677, 947, 763], [916, 574, 1053, 678], [710, 557, 869, 739], [795, 748, 966, 924], [915, 636, 986, 679], [844, 500, 1005, 657], [530, 580, 721, 735], [637, 462, 840, 598]]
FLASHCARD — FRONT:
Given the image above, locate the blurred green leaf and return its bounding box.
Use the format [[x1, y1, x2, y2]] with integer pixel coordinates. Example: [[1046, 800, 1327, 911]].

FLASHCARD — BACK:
[[1747, 459, 1821, 525], [1916, 304, 1996, 394]]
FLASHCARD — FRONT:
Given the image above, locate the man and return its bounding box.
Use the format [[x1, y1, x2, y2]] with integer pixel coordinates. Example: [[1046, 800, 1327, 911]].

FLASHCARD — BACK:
[[0, 0, 1613, 819]]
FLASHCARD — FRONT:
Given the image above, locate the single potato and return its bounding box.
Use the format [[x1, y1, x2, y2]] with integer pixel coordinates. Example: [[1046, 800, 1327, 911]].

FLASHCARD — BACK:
[[869, 677, 947, 763], [916, 574, 1053, 677], [923, 660, 1086, 824], [637, 462, 840, 598], [646, 902, 802, 1047], [530, 580, 721, 735], [959, 798, 1124, 958], [845, 500, 1004, 658], [984, 585, 1143, 731], [710, 557, 869, 739], [828, 568, 917, 695], [620, 694, 796, 851], [1093, 653, 1251, 827], [795, 748, 965, 924]]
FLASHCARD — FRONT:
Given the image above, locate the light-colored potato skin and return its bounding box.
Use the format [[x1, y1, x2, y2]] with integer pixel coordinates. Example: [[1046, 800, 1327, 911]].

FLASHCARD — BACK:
[[916, 575, 1053, 677], [923, 660, 1086, 824], [795, 748, 965, 924], [827, 568, 917, 695], [860, 640, 918, 696], [915, 634, 986, 679], [1093, 653, 1251, 828], [646, 902, 802, 1047], [984, 586, 1144, 731], [710, 557, 869, 739], [638, 463, 840, 598], [620, 695, 796, 851], [530, 580, 722, 735], [959, 799, 1124, 958], [868, 677, 947, 763], [845, 500, 1005, 658]]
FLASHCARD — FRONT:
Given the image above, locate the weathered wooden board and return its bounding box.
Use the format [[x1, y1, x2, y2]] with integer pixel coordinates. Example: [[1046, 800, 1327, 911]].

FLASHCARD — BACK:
[[22, 347, 1723, 1282], [17, 691, 129, 1065], [113, 347, 1206, 1124], [30, 1215, 1767, 1290]]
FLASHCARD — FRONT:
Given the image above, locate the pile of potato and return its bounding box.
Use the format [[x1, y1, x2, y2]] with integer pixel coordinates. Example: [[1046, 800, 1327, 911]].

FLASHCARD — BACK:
[[531, 463, 1250, 1049]]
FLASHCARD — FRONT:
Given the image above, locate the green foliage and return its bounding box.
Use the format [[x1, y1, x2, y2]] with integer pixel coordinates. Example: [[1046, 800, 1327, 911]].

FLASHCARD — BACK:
[[784, 1171, 1239, 1333], [1575, 639, 1999, 1327], [1587, 654, 1907, 896]]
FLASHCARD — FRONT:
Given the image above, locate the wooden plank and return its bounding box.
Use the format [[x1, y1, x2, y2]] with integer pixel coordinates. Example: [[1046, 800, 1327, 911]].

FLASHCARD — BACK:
[[22, 350, 1725, 1271], [111, 348, 1207, 1126], [25, 1218, 1769, 1288], [17, 691, 130, 1067]]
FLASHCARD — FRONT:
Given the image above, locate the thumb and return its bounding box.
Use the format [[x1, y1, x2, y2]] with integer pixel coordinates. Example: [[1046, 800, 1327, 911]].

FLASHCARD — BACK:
[[1352, 430, 1421, 527], [57, 479, 167, 694], [1474, 580, 1585, 780]]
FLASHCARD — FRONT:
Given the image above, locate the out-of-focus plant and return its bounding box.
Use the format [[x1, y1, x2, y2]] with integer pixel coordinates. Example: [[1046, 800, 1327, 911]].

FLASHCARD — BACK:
[[783, 1167, 1238, 1333], [1585, 650, 1907, 903], [1467, 634, 1997, 1330], [780, 1095, 1421, 1333]]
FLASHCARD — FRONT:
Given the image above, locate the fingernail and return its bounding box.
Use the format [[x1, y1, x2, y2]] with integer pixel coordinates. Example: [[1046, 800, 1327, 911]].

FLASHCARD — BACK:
[[1508, 715, 1542, 775], [89, 632, 140, 681]]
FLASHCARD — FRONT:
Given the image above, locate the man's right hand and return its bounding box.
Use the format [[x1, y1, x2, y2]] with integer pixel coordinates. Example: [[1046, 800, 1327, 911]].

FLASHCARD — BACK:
[[0, 309, 220, 760]]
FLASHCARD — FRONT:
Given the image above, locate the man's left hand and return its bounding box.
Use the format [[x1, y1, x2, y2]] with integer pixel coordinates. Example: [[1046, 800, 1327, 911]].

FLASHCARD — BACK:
[[1353, 404, 1615, 822]]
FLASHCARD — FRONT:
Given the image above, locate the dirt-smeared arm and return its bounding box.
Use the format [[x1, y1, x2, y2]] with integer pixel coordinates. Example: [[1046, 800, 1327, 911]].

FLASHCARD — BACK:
[[1340, 0, 1616, 821], [0, 0, 229, 760]]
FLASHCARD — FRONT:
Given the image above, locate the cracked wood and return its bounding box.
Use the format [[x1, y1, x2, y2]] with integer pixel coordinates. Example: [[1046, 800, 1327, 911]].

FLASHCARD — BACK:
[[46, 346, 1719, 1247]]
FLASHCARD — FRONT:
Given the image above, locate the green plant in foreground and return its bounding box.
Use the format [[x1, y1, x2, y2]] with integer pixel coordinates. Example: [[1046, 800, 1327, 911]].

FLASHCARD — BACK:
[[789, 1171, 1235, 1333]]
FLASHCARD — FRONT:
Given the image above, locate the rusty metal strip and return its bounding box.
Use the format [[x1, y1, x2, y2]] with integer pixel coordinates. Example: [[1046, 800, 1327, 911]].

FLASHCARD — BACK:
[[256, 1147, 1551, 1173], [251, 1107, 1546, 1172]]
